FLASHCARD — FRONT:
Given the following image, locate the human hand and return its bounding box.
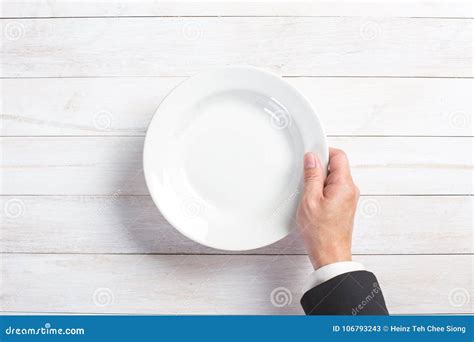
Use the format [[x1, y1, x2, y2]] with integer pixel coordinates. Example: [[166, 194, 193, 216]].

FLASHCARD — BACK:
[[296, 148, 359, 270]]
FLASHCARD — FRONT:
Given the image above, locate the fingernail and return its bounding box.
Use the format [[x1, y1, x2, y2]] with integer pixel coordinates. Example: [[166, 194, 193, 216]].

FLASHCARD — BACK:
[[304, 153, 317, 169]]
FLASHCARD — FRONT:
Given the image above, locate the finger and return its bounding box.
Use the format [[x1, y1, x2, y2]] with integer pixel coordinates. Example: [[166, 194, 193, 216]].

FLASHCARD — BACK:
[[303, 152, 325, 196], [328, 148, 352, 177]]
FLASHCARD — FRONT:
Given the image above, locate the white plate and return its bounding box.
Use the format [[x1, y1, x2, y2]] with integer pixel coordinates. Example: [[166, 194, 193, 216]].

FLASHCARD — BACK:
[[143, 66, 328, 251]]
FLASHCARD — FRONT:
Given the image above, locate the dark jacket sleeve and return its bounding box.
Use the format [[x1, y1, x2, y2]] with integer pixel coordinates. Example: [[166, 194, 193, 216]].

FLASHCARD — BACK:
[[300, 270, 388, 315]]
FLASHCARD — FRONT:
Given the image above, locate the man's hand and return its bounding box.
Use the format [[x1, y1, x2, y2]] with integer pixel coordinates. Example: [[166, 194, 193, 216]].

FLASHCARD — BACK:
[[297, 148, 359, 270]]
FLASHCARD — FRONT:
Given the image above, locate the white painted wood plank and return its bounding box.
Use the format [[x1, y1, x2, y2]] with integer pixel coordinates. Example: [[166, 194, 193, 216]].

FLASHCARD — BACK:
[[1, 0, 472, 18], [1, 137, 471, 195], [330, 137, 473, 195], [1, 17, 471, 77], [2, 77, 472, 136], [0, 195, 471, 254], [1, 254, 472, 314], [1, 137, 146, 195]]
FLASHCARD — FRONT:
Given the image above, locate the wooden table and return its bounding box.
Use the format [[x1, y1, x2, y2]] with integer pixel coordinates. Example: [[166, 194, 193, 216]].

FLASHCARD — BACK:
[[1, 0, 472, 315]]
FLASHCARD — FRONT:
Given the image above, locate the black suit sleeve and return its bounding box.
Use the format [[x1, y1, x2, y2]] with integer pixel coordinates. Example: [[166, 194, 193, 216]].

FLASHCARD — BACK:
[[300, 270, 389, 315]]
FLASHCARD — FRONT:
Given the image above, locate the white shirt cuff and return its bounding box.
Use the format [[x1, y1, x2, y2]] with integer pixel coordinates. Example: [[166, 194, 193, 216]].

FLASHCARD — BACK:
[[302, 261, 365, 293]]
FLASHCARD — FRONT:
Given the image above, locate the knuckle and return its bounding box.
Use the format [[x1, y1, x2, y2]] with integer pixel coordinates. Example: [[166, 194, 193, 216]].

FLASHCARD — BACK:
[[304, 170, 322, 183], [302, 196, 319, 211], [339, 181, 358, 199], [347, 184, 359, 198], [304, 173, 321, 183]]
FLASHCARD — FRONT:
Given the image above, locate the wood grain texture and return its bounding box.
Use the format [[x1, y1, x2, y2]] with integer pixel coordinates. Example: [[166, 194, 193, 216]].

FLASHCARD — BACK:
[[1, 0, 472, 18], [1, 195, 472, 254], [1, 254, 472, 314], [2, 77, 472, 136], [1, 17, 471, 77], [1, 2, 472, 317], [1, 137, 472, 195]]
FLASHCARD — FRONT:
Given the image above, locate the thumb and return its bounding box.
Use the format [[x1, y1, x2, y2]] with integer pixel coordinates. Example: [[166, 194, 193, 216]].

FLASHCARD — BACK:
[[303, 152, 325, 196]]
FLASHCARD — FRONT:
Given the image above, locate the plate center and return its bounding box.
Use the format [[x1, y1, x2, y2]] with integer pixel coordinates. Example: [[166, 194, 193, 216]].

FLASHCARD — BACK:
[[182, 90, 298, 216]]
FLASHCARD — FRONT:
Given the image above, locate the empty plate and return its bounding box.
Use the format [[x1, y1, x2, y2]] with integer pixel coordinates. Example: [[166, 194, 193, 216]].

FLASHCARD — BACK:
[[143, 66, 328, 251]]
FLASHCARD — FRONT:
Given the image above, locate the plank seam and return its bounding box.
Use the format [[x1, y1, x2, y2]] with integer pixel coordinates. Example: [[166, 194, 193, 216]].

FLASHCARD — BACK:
[[1, 76, 473, 80], [1, 15, 473, 20]]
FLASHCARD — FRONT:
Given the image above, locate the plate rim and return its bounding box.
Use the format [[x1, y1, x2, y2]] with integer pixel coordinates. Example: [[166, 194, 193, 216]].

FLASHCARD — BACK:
[[143, 65, 328, 251]]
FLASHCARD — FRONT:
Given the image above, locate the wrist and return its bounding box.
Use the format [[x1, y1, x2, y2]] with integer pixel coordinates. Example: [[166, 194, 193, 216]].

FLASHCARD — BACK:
[[309, 250, 352, 270]]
